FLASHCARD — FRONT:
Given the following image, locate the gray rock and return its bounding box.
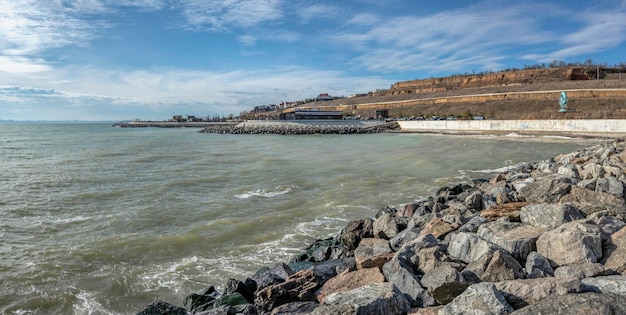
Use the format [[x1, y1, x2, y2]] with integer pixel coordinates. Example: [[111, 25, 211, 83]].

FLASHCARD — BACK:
[[323, 282, 410, 315], [340, 218, 374, 250], [602, 226, 626, 274], [577, 178, 597, 190], [518, 177, 571, 203], [580, 163, 605, 179], [494, 277, 583, 310], [447, 232, 502, 264], [463, 250, 526, 283], [416, 245, 455, 274], [520, 203, 584, 230], [559, 186, 626, 219], [554, 263, 606, 279], [477, 220, 545, 261], [420, 264, 465, 292], [270, 301, 319, 315], [525, 251, 554, 278], [510, 293, 626, 315], [465, 192, 484, 211], [587, 211, 626, 241], [456, 215, 488, 234], [252, 263, 295, 291], [137, 300, 189, 315], [382, 235, 438, 307], [389, 227, 422, 251], [596, 177, 624, 197], [581, 275, 626, 295], [536, 220, 603, 267], [557, 165, 580, 180], [354, 238, 392, 258], [373, 212, 400, 239], [439, 282, 514, 315], [309, 304, 354, 315]]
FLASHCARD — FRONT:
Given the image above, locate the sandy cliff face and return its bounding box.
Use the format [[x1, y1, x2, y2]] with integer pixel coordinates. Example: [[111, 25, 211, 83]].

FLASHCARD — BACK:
[[388, 68, 591, 95]]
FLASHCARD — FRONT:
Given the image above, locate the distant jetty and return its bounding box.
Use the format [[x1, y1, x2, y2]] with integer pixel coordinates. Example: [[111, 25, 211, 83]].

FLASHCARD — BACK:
[[112, 121, 238, 128]]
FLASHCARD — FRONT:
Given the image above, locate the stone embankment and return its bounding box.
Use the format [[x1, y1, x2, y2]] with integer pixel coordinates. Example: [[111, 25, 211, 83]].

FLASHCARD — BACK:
[[138, 139, 626, 315], [197, 121, 399, 135]]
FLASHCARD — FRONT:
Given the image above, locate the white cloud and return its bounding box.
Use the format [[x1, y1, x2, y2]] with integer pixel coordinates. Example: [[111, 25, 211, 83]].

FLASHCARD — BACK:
[[175, 0, 285, 31], [523, 9, 626, 62], [0, 56, 51, 74], [0, 0, 102, 56]]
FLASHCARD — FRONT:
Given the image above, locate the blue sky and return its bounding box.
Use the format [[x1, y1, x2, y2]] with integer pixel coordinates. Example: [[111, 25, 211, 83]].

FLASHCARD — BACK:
[[1, 0, 626, 121]]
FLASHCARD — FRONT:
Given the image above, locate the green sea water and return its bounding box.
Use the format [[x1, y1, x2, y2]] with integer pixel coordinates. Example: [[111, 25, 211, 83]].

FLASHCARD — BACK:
[[0, 123, 599, 314]]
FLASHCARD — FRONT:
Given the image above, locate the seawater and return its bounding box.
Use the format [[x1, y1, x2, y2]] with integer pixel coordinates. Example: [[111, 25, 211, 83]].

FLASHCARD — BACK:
[[0, 123, 599, 314]]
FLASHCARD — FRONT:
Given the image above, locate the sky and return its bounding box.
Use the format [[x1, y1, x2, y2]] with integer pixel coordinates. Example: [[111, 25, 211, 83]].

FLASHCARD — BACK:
[[1, 0, 626, 121]]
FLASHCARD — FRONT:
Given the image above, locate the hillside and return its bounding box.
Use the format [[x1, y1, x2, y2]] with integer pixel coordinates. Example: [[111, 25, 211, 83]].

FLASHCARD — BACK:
[[251, 67, 626, 120]]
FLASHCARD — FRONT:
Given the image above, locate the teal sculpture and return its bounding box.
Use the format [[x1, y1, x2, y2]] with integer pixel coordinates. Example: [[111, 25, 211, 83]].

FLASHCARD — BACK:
[[558, 91, 569, 113]]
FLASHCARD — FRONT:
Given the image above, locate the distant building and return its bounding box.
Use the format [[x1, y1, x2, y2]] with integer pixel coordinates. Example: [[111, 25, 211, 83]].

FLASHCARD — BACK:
[[281, 110, 343, 120], [316, 93, 335, 101], [172, 115, 183, 122]]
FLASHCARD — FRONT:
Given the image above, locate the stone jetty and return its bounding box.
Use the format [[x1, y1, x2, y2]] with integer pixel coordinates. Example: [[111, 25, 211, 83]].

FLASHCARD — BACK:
[[197, 121, 399, 135], [137, 139, 626, 315]]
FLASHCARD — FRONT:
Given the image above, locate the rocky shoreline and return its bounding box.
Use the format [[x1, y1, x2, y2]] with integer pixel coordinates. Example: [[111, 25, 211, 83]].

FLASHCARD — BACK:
[[197, 122, 400, 135], [138, 139, 626, 315]]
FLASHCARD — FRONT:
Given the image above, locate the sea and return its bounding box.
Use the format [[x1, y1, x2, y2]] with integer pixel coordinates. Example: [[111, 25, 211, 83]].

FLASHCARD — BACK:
[[0, 122, 601, 314]]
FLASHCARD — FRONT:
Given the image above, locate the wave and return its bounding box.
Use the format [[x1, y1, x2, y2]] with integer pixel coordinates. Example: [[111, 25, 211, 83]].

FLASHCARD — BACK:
[[235, 185, 297, 199], [465, 162, 526, 174]]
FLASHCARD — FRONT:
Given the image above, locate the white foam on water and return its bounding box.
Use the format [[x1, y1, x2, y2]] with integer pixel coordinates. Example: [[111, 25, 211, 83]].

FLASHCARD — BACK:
[[235, 185, 297, 199], [465, 162, 526, 174], [73, 290, 117, 315]]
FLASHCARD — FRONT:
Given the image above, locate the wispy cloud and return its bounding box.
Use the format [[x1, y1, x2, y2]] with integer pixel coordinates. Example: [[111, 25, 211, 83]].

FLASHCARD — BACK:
[[522, 9, 626, 62], [0, 0, 103, 56], [325, 1, 626, 74], [175, 0, 285, 31]]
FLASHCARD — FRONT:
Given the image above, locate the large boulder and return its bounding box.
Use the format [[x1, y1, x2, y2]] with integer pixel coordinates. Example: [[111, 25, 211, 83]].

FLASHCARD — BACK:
[[252, 263, 295, 291], [354, 238, 392, 259], [494, 277, 583, 309], [559, 186, 626, 218], [439, 282, 514, 315], [554, 263, 606, 279], [316, 268, 385, 303], [420, 264, 464, 292], [255, 269, 326, 312], [525, 251, 554, 278], [419, 217, 459, 239], [373, 212, 401, 239], [137, 300, 188, 315], [447, 232, 502, 264], [517, 176, 571, 203], [382, 235, 438, 307], [582, 275, 626, 296], [535, 220, 603, 267], [510, 292, 626, 315], [477, 220, 546, 261], [270, 301, 319, 315], [520, 203, 584, 230], [340, 218, 374, 250], [603, 225, 626, 274], [322, 282, 410, 315], [463, 250, 526, 283], [416, 245, 455, 274], [389, 227, 422, 251]]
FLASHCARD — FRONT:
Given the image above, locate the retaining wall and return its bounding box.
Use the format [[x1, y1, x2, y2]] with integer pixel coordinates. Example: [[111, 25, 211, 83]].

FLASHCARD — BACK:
[[397, 119, 626, 136]]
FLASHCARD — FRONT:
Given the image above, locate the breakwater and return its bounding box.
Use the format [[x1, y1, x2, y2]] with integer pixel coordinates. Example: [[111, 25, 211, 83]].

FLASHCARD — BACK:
[[197, 120, 399, 135], [138, 139, 626, 314]]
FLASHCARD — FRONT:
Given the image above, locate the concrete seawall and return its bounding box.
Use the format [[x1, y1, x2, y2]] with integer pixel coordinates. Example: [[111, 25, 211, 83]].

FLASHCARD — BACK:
[[397, 119, 626, 137]]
